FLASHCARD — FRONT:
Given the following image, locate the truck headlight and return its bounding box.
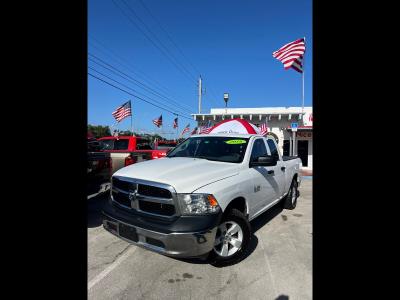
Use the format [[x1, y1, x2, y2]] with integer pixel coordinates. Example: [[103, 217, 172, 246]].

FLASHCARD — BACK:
[[177, 194, 221, 215]]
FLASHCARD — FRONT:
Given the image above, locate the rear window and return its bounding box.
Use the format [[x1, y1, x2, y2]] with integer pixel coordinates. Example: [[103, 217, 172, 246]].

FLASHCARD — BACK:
[[136, 139, 153, 150], [114, 139, 129, 150], [99, 139, 129, 150]]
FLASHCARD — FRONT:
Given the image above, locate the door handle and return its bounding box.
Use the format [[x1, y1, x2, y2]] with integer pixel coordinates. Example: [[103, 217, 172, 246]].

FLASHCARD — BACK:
[[281, 166, 286, 171], [267, 170, 274, 175]]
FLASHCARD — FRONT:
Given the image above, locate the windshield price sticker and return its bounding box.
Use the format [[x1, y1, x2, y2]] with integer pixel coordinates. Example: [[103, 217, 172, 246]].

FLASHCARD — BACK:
[[225, 139, 247, 144]]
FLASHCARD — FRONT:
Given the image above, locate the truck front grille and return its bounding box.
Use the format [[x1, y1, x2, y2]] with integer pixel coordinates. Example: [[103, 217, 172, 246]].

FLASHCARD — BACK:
[[111, 176, 177, 218], [111, 191, 131, 208], [112, 177, 133, 191], [137, 184, 172, 199], [138, 200, 175, 216]]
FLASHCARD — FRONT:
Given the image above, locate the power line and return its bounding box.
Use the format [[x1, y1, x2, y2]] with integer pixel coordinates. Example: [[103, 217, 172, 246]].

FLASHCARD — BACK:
[[89, 35, 176, 97], [88, 62, 190, 116], [133, 1, 223, 111], [89, 38, 197, 113], [119, 0, 198, 81], [88, 66, 191, 117], [88, 53, 194, 114], [112, 0, 197, 84], [88, 71, 193, 120]]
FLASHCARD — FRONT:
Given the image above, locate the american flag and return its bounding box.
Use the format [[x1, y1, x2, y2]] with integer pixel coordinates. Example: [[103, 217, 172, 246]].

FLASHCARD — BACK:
[[190, 127, 198, 135], [259, 122, 268, 136], [173, 117, 178, 129], [180, 124, 190, 136], [273, 38, 305, 73], [112, 101, 132, 122], [153, 115, 162, 127], [199, 120, 212, 134]]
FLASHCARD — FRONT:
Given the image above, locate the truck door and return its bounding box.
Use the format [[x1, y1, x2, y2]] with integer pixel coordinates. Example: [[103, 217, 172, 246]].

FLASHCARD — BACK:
[[265, 138, 286, 200], [248, 138, 278, 216]]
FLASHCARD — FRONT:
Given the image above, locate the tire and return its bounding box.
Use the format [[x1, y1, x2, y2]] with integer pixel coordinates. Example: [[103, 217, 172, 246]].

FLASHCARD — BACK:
[[209, 208, 251, 266], [282, 179, 298, 210]]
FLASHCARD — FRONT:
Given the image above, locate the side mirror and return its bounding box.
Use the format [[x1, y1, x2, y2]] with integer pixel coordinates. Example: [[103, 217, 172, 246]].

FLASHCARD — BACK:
[[250, 155, 278, 167]]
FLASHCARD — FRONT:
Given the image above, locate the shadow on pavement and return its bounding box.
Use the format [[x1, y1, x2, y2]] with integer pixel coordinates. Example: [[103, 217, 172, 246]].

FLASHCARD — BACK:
[[174, 234, 259, 266], [251, 202, 284, 234], [87, 193, 109, 228], [276, 295, 289, 300], [170, 203, 284, 267]]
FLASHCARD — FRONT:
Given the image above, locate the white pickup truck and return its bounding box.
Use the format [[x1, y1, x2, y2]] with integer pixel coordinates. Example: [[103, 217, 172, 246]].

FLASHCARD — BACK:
[[103, 134, 302, 265]]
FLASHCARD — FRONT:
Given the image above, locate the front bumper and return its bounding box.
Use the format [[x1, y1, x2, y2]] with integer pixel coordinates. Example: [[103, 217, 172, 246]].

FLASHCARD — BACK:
[[103, 213, 218, 257], [102, 201, 221, 258]]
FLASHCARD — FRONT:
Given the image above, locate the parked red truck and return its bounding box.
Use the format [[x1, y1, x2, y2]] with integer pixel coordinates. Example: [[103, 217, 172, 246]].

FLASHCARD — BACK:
[[98, 136, 168, 174]]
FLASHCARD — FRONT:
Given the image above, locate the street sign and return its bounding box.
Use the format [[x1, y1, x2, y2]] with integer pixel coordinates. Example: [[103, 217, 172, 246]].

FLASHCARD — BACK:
[[291, 122, 298, 132]]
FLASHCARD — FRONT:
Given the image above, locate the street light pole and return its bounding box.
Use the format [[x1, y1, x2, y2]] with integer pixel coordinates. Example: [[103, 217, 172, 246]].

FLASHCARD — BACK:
[[224, 93, 229, 114], [198, 76, 202, 114]]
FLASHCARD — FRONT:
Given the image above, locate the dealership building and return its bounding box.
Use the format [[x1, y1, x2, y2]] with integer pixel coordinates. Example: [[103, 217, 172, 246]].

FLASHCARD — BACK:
[[192, 106, 313, 172]]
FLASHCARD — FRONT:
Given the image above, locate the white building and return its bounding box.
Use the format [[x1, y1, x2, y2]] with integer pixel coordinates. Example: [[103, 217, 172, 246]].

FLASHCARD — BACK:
[[192, 106, 313, 171]]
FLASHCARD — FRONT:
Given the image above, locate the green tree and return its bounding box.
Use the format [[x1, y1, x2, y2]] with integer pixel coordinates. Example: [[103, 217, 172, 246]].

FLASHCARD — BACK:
[[88, 125, 111, 138]]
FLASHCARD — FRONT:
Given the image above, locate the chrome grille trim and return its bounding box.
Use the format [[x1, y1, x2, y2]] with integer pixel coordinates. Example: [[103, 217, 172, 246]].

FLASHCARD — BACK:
[[111, 175, 179, 218]]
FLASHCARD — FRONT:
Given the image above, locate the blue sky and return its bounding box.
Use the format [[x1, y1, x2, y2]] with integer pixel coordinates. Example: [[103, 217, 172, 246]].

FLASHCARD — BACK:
[[88, 0, 312, 137]]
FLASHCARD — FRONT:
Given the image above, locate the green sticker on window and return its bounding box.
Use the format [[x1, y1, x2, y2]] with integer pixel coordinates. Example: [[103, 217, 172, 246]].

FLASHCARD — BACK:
[[225, 139, 247, 144]]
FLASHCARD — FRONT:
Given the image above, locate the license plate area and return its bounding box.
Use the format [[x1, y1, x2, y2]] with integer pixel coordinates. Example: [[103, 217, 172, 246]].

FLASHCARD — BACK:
[[118, 223, 139, 242]]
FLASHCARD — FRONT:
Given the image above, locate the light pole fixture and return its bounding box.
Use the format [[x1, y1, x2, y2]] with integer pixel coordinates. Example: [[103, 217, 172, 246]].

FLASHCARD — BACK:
[[224, 93, 229, 114]]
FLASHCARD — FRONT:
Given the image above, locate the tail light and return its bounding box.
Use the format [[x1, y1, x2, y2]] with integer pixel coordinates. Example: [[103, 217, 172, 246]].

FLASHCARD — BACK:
[[125, 155, 137, 166], [152, 152, 166, 159]]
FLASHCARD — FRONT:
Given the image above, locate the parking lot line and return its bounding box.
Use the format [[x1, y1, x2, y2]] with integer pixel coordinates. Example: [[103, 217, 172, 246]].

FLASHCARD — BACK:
[[258, 235, 278, 296], [88, 245, 137, 291]]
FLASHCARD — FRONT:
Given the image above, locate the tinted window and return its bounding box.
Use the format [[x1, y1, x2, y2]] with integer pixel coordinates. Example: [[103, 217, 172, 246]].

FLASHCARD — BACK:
[[99, 139, 114, 150], [267, 139, 279, 160], [87, 139, 102, 151], [136, 139, 153, 150], [113, 139, 129, 150], [250, 139, 268, 162]]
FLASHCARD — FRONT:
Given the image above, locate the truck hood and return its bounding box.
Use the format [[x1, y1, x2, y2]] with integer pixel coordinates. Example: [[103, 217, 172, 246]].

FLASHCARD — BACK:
[[113, 157, 240, 193]]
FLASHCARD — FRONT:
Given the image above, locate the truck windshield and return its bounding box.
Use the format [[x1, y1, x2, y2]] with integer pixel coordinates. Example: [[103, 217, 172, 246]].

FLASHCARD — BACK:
[[167, 136, 249, 163]]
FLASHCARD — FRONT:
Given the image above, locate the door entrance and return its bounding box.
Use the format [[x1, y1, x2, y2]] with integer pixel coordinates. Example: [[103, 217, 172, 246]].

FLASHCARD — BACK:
[[283, 140, 290, 156], [297, 140, 309, 167]]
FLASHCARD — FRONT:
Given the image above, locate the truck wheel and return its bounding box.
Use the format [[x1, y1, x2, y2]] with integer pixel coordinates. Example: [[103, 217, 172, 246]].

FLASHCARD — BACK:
[[209, 208, 251, 266], [283, 179, 298, 210]]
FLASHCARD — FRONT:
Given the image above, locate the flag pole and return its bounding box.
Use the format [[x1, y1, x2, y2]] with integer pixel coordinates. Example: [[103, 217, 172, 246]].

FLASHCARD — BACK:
[[130, 100, 133, 136], [302, 37, 305, 114]]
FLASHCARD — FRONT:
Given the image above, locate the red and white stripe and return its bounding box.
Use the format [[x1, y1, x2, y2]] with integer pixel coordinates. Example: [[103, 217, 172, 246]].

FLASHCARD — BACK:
[[273, 38, 305, 73], [199, 126, 212, 134], [112, 101, 132, 122], [180, 124, 190, 136], [259, 123, 268, 136], [152, 115, 162, 127]]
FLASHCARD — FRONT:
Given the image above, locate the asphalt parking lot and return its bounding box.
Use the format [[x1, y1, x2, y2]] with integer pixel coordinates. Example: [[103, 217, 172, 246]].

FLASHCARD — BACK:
[[88, 179, 312, 300]]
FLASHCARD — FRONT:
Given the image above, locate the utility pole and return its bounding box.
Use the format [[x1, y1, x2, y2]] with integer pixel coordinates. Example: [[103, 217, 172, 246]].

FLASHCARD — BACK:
[[198, 75, 202, 114]]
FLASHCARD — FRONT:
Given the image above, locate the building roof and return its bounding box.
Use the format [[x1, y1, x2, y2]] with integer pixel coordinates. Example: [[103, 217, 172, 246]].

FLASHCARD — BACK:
[[190, 133, 263, 138], [209, 106, 312, 114]]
